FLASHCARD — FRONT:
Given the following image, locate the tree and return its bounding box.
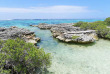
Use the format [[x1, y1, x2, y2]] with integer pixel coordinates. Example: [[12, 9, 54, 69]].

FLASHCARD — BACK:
[[0, 38, 51, 74]]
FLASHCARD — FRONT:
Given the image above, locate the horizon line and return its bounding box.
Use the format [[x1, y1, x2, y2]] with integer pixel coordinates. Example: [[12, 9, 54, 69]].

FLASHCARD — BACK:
[[0, 18, 105, 20]]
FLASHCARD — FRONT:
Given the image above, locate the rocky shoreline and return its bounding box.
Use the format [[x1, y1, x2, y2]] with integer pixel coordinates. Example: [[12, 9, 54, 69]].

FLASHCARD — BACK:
[[30, 23, 98, 43], [0, 26, 40, 44]]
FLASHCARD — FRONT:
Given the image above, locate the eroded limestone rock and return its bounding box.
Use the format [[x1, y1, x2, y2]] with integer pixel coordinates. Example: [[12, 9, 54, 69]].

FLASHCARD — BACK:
[[31, 23, 98, 43], [0, 26, 40, 44]]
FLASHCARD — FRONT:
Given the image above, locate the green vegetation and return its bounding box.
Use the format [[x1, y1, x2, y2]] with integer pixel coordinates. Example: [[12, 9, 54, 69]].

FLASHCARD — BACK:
[[74, 17, 110, 39], [72, 36, 79, 39], [104, 17, 110, 26], [73, 21, 84, 27], [0, 38, 51, 74]]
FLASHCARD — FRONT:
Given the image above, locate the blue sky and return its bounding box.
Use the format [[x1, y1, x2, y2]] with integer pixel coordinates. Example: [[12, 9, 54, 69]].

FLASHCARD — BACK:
[[0, 0, 110, 19]]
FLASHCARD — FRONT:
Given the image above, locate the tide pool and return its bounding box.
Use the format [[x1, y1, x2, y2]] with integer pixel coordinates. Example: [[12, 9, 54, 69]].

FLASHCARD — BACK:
[[1, 19, 110, 74]]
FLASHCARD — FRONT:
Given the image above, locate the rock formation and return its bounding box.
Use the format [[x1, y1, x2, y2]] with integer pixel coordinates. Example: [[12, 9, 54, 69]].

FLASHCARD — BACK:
[[31, 23, 98, 43], [0, 26, 40, 44]]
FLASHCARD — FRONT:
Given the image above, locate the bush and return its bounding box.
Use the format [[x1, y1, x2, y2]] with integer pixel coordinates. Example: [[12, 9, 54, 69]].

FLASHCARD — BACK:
[[80, 22, 90, 30], [73, 19, 110, 39], [0, 38, 51, 74], [74, 21, 84, 27], [72, 36, 79, 39], [96, 25, 109, 37], [89, 21, 106, 30], [74, 21, 90, 30], [104, 17, 110, 26], [105, 32, 110, 38]]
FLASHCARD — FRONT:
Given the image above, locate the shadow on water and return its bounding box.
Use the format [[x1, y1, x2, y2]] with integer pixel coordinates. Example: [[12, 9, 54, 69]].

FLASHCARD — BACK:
[[36, 68, 55, 74]]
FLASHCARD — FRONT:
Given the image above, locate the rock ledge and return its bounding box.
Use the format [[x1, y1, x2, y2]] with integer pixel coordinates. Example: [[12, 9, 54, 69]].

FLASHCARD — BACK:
[[31, 23, 98, 43], [0, 26, 40, 44]]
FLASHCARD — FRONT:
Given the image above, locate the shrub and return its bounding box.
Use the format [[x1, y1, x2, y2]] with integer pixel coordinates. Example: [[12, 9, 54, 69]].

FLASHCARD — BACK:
[[74, 21, 90, 30], [0, 38, 51, 74], [80, 22, 90, 30], [104, 17, 110, 26], [96, 25, 109, 37], [105, 32, 110, 38], [74, 21, 84, 27], [73, 19, 110, 39], [72, 36, 79, 39], [89, 21, 106, 30]]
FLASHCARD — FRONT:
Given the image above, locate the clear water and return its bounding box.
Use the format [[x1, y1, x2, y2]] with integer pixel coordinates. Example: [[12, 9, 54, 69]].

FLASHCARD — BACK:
[[1, 19, 110, 74]]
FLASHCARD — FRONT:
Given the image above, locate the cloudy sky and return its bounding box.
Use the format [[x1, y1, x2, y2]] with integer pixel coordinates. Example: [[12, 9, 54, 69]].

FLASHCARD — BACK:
[[0, 0, 109, 19]]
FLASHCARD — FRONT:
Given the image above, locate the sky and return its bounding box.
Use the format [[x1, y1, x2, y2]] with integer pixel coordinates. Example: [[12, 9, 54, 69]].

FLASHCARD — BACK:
[[0, 0, 110, 19]]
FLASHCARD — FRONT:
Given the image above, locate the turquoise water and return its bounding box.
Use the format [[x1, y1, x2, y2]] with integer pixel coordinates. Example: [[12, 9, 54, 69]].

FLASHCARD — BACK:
[[1, 19, 110, 74]]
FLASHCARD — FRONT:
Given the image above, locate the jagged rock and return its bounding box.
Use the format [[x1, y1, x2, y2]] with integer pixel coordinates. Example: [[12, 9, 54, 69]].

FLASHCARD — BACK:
[[51, 27, 98, 43], [30, 25, 38, 27], [0, 27, 40, 44], [32, 23, 98, 43]]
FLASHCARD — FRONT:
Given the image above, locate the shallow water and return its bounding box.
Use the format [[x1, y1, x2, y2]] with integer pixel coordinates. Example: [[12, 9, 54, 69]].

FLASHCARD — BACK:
[[1, 19, 110, 74], [33, 28, 110, 74]]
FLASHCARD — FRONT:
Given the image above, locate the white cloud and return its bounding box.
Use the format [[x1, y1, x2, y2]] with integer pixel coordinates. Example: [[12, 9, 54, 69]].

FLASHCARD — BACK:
[[0, 5, 94, 13]]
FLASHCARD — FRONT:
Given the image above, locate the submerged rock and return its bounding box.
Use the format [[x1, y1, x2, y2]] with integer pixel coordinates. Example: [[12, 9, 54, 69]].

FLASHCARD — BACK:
[[0, 26, 40, 44], [31, 23, 98, 43]]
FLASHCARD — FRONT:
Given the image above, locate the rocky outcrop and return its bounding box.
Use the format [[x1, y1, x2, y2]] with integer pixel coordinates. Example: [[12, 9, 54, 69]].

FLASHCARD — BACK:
[[30, 25, 38, 27], [32, 23, 98, 43], [0, 26, 40, 44]]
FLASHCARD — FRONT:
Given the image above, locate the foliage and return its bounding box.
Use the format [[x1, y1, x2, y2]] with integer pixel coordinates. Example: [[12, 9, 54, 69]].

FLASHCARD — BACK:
[[0, 38, 51, 74], [80, 22, 90, 30], [104, 17, 110, 26], [72, 36, 79, 39], [74, 21, 84, 27], [73, 18, 110, 39], [96, 25, 109, 37], [89, 21, 106, 29], [105, 32, 110, 38]]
